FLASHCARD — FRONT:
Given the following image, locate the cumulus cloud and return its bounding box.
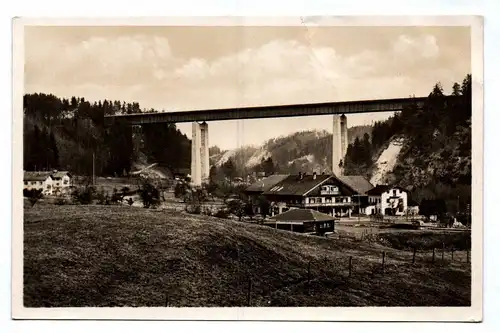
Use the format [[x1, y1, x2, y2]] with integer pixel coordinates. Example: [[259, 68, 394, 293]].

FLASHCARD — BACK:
[[24, 29, 468, 149], [25, 34, 175, 87], [392, 34, 440, 59]]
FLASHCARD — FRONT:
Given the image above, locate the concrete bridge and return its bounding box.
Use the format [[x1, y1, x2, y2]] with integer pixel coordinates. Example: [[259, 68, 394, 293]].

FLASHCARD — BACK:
[[104, 96, 439, 186]]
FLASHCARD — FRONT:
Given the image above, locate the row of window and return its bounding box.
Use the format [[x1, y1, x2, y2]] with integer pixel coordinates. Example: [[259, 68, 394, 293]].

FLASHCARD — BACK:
[[308, 196, 350, 204], [24, 180, 69, 186]]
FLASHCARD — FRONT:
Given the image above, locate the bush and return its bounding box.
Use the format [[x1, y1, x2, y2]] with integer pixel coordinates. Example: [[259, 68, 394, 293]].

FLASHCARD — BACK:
[[138, 180, 161, 209], [185, 203, 202, 215], [95, 188, 110, 205], [71, 186, 96, 205], [54, 197, 67, 205], [24, 189, 43, 207], [214, 209, 230, 219]]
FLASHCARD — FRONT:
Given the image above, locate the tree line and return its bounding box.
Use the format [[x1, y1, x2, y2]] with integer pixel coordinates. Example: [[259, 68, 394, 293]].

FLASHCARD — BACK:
[[23, 93, 191, 176]]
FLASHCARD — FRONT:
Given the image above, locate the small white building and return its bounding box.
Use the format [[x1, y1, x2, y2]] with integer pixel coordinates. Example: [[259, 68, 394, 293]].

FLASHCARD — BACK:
[[23, 170, 72, 196], [50, 171, 72, 195], [23, 171, 54, 195], [365, 185, 409, 216]]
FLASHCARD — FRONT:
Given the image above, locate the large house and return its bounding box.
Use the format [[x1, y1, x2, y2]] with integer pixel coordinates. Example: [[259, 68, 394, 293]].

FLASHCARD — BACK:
[[365, 184, 409, 216], [256, 172, 374, 218], [23, 170, 72, 196], [244, 174, 289, 215], [23, 171, 54, 195]]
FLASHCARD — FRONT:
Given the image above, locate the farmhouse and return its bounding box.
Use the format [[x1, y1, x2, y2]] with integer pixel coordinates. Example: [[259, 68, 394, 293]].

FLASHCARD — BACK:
[[365, 184, 409, 216], [244, 174, 290, 214], [23, 171, 54, 195], [23, 170, 72, 196], [260, 172, 373, 217], [50, 171, 72, 194], [264, 208, 336, 235]]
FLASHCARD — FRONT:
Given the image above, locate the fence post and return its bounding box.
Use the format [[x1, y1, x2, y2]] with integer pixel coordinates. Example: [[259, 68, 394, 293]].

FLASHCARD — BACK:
[[382, 251, 385, 274], [442, 242, 445, 261], [165, 292, 169, 307], [247, 278, 252, 306], [348, 256, 352, 277], [451, 249, 454, 261], [432, 248, 435, 263], [412, 247, 416, 264], [307, 261, 311, 284]]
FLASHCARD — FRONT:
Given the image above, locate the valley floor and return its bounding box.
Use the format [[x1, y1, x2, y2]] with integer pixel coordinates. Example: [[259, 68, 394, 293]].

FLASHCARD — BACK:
[[23, 204, 471, 307]]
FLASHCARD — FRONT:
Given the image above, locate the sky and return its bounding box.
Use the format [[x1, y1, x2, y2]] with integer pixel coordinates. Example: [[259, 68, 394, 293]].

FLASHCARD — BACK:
[[24, 25, 471, 150]]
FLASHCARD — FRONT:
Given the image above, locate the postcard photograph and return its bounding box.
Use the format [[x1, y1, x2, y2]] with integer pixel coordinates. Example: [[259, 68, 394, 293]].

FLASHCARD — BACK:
[[11, 16, 483, 321]]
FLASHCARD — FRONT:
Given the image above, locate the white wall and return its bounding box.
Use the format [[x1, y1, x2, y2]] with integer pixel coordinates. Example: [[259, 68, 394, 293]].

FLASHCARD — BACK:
[[380, 188, 408, 216]]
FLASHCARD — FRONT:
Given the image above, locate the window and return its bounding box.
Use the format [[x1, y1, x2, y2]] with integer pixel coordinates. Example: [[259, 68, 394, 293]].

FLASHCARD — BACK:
[[24, 181, 27, 185], [393, 189, 397, 196], [63, 180, 69, 185]]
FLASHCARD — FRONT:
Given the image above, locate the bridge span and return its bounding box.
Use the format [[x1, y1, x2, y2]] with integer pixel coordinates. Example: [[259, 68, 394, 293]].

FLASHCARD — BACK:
[[104, 96, 432, 125], [104, 95, 450, 186]]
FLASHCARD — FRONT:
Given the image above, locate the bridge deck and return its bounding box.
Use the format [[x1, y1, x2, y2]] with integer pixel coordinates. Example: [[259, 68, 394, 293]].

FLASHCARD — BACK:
[[104, 96, 439, 125]]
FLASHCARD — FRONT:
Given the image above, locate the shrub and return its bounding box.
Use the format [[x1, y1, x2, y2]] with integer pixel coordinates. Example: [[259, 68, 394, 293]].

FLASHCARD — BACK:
[[71, 186, 96, 205], [95, 188, 110, 205], [138, 180, 161, 209], [185, 203, 202, 215], [54, 197, 67, 205], [24, 189, 43, 207], [214, 209, 230, 219]]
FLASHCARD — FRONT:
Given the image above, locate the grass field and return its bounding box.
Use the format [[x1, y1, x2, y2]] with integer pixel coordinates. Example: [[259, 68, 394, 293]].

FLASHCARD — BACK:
[[24, 204, 471, 307]]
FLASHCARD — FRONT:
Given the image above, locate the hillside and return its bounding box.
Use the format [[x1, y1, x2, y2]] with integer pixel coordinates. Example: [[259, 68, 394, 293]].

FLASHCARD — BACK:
[[23, 93, 191, 177], [210, 125, 372, 175], [24, 204, 471, 307]]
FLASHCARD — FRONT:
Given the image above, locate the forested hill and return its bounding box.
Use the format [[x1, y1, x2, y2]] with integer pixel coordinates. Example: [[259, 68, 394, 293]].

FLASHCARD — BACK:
[[343, 74, 472, 214], [23, 93, 191, 176]]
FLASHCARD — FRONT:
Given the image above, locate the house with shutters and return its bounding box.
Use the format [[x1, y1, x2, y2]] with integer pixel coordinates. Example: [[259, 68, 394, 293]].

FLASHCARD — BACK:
[[23, 170, 72, 196], [23, 171, 54, 195], [260, 172, 373, 218], [365, 184, 409, 216]]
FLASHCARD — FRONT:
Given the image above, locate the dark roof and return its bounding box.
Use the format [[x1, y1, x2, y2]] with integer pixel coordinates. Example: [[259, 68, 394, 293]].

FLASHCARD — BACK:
[[262, 174, 332, 196], [270, 209, 335, 223], [245, 174, 290, 193], [51, 171, 71, 180], [24, 171, 52, 181], [337, 175, 374, 195], [366, 184, 408, 196]]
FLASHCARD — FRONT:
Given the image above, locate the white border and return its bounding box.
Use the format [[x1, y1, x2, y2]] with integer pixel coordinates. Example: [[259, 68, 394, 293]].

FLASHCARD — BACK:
[[11, 15, 483, 322]]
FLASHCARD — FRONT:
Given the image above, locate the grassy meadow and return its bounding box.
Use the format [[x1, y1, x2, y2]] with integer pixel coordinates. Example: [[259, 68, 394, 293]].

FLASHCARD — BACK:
[[23, 204, 471, 307]]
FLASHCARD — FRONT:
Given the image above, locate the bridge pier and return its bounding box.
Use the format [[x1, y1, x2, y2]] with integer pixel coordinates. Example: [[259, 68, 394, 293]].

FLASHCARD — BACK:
[[332, 114, 348, 176], [131, 124, 145, 163], [191, 121, 210, 187]]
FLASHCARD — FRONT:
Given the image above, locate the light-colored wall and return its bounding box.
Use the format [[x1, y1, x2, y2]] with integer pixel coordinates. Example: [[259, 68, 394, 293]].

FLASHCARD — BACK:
[[24, 177, 53, 195], [380, 188, 408, 216]]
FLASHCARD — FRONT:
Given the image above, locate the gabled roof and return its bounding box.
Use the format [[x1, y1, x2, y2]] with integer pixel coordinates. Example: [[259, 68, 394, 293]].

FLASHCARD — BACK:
[[51, 171, 71, 180], [366, 184, 408, 196], [24, 171, 52, 181], [245, 174, 290, 193], [337, 175, 374, 195], [270, 208, 335, 223], [263, 174, 332, 196]]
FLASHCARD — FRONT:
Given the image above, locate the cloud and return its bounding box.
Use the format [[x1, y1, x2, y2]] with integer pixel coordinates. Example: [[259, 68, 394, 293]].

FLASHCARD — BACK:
[[24, 29, 468, 149], [25, 34, 175, 87], [392, 34, 440, 59]]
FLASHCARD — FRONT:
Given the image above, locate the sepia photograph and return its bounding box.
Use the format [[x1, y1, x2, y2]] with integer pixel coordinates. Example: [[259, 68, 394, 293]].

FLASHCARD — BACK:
[[11, 16, 483, 321]]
